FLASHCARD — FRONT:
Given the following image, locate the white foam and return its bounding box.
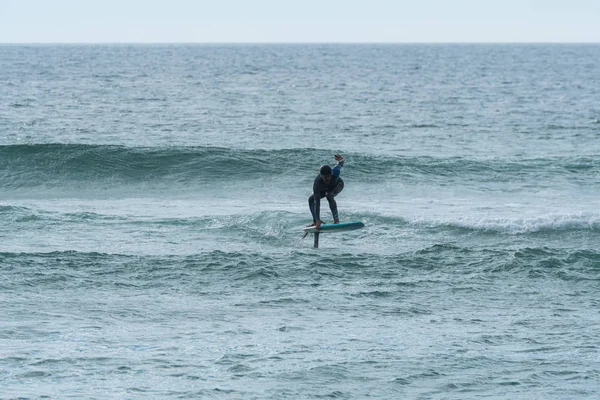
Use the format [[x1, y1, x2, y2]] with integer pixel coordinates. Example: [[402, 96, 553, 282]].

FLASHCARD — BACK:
[[413, 212, 600, 234]]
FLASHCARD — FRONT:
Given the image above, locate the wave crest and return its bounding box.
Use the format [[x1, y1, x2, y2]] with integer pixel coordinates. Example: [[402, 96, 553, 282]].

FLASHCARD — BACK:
[[2, 144, 599, 188], [406, 212, 600, 234]]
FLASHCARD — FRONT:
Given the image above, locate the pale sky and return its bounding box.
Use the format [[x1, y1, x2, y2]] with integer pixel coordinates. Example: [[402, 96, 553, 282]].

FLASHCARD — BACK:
[[0, 0, 598, 43]]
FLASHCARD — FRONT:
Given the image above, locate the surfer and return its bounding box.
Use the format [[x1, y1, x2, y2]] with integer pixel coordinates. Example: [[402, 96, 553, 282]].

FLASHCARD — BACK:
[[308, 154, 345, 230]]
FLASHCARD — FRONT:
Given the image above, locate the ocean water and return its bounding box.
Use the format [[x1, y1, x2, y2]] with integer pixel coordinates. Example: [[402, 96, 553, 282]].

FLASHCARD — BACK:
[[1, 44, 600, 399]]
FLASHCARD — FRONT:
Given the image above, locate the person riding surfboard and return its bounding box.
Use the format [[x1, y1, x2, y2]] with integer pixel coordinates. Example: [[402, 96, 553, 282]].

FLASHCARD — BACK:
[[307, 154, 344, 230]]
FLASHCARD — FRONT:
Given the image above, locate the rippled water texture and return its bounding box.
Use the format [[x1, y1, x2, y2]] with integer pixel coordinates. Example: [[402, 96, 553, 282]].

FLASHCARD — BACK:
[[1, 44, 600, 399]]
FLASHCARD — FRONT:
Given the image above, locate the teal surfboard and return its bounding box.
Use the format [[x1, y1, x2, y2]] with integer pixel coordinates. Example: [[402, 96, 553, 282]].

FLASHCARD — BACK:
[[302, 221, 365, 234]]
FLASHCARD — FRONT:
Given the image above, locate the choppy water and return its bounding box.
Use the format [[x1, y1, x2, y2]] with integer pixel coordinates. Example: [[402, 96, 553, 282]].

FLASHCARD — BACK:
[[1, 44, 600, 399]]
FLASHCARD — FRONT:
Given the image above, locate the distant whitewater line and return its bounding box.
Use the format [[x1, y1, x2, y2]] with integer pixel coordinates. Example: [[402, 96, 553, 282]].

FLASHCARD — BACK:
[[406, 212, 600, 234], [3, 204, 600, 236]]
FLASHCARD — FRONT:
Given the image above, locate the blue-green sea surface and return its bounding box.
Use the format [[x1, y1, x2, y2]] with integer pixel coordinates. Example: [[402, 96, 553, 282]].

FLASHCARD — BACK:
[[1, 44, 600, 399]]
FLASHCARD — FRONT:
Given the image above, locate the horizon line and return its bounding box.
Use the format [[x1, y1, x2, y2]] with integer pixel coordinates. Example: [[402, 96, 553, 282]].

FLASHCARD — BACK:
[[1, 41, 599, 45]]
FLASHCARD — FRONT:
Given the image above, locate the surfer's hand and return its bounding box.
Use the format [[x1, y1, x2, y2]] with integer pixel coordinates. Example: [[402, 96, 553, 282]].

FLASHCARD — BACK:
[[334, 154, 343, 161]]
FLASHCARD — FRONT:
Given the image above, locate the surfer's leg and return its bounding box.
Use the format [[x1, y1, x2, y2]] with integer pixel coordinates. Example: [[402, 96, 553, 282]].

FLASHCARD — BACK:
[[308, 193, 327, 225], [308, 194, 316, 222], [328, 179, 343, 222], [325, 192, 339, 223]]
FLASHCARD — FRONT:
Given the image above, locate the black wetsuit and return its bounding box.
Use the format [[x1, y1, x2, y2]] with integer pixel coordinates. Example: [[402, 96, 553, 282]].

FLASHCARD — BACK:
[[308, 160, 344, 222]]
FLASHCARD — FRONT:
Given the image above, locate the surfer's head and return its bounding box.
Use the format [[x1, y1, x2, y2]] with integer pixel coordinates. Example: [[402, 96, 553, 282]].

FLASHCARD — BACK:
[[320, 165, 332, 182]]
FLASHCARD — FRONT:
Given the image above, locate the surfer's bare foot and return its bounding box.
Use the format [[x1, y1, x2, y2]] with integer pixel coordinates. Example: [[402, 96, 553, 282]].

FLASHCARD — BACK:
[[306, 220, 324, 227]]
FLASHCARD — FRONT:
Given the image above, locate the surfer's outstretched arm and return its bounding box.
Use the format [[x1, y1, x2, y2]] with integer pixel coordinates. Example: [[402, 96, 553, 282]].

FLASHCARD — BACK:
[[332, 154, 344, 177]]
